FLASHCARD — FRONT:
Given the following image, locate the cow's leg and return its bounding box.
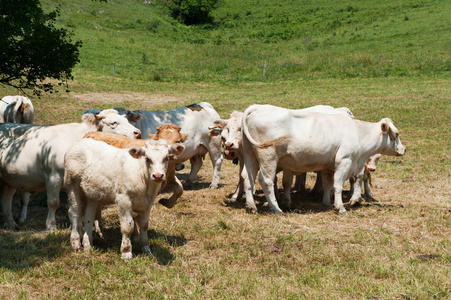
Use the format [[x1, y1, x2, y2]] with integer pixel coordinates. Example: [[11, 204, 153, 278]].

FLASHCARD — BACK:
[[82, 200, 98, 252], [312, 172, 323, 195], [159, 177, 183, 208], [44, 172, 63, 231], [17, 192, 30, 224], [258, 156, 283, 215], [231, 158, 245, 202], [321, 171, 334, 208], [186, 156, 203, 185], [116, 195, 134, 260], [348, 176, 355, 198], [281, 170, 293, 209], [94, 205, 105, 239], [242, 149, 259, 214], [349, 169, 364, 205], [135, 207, 152, 255], [66, 184, 83, 251], [363, 172, 372, 198], [294, 173, 306, 194], [333, 160, 353, 214], [208, 135, 223, 189], [0, 184, 19, 230]]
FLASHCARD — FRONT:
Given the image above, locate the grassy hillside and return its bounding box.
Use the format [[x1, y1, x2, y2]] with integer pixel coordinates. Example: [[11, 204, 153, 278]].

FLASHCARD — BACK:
[[41, 0, 451, 84]]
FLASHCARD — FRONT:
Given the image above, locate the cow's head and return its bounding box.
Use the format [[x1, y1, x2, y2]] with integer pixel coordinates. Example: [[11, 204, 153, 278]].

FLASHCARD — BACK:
[[82, 109, 142, 139], [149, 124, 188, 145], [113, 107, 143, 123], [129, 139, 185, 183], [379, 118, 406, 157], [210, 111, 243, 161], [366, 153, 382, 172]]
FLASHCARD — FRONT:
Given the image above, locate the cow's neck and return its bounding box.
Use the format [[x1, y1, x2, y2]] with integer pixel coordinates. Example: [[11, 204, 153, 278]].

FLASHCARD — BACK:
[[355, 120, 383, 163]]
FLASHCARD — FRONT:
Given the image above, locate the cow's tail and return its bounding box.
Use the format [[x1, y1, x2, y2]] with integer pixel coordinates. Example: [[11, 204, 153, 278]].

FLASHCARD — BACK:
[[242, 105, 262, 148], [242, 105, 288, 149]]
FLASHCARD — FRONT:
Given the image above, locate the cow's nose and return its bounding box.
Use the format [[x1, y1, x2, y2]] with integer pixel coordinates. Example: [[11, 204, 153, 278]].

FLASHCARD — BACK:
[[134, 130, 142, 139], [368, 167, 376, 172], [152, 173, 165, 181], [225, 141, 233, 149]]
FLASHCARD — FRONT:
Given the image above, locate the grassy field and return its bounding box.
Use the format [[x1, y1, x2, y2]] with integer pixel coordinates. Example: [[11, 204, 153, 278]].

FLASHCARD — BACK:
[[1, 0, 450, 299]]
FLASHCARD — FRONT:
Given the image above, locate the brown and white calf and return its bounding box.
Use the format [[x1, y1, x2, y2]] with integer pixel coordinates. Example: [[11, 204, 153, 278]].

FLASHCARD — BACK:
[[64, 138, 184, 260], [348, 153, 382, 204]]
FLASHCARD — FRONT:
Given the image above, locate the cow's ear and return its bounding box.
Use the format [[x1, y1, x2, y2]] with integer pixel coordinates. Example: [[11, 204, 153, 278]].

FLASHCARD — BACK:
[[214, 119, 227, 128], [381, 121, 389, 133], [180, 133, 188, 143], [130, 112, 142, 123], [148, 133, 158, 140], [82, 113, 97, 125], [129, 146, 145, 159], [168, 143, 185, 159]]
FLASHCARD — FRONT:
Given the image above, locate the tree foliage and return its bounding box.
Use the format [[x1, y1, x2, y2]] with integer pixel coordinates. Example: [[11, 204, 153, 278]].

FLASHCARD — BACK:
[[0, 0, 82, 95], [166, 0, 219, 25]]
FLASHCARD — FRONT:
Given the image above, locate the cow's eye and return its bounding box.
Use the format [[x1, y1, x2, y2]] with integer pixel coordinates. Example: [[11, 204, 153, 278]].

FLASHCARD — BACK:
[[110, 121, 118, 128], [163, 156, 169, 162], [146, 157, 152, 164]]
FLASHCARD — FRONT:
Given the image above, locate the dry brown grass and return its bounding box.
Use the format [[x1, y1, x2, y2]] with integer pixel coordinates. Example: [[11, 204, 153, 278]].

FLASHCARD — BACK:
[[0, 78, 450, 299]]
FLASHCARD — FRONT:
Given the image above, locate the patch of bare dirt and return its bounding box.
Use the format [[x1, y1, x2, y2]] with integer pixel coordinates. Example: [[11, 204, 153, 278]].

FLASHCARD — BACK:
[[71, 92, 183, 107]]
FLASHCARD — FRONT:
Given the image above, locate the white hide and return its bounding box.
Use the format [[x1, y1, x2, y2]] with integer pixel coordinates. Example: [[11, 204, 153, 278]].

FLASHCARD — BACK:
[[241, 104, 405, 215], [0, 109, 141, 231], [113, 102, 223, 188], [65, 138, 184, 260], [0, 96, 35, 124], [209, 105, 356, 204]]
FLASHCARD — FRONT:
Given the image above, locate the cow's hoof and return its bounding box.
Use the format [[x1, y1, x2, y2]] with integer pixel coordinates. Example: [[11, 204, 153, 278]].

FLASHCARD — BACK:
[[5, 222, 19, 231], [175, 163, 185, 171], [142, 246, 151, 254], [71, 240, 81, 251], [209, 183, 219, 189], [246, 206, 258, 214], [46, 224, 57, 232], [334, 208, 348, 215], [121, 252, 133, 261], [159, 198, 173, 208], [349, 199, 359, 206]]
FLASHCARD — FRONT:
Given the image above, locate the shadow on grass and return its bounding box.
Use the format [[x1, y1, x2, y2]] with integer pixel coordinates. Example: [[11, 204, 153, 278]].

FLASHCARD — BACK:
[[93, 226, 187, 265], [222, 188, 399, 215], [0, 191, 185, 268]]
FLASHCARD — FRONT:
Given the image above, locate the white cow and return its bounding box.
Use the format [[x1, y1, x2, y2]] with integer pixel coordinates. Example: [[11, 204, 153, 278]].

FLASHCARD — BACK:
[[0, 96, 35, 225], [110, 102, 223, 188], [241, 104, 406, 215], [209, 105, 355, 205], [65, 138, 185, 260], [0, 96, 34, 124], [0, 109, 142, 230]]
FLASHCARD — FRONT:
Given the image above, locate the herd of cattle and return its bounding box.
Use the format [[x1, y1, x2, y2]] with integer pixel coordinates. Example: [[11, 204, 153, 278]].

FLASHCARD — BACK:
[[0, 95, 405, 260]]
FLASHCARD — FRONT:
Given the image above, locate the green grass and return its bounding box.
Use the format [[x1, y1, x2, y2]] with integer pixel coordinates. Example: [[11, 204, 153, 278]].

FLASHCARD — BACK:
[[39, 0, 451, 84], [0, 0, 450, 299]]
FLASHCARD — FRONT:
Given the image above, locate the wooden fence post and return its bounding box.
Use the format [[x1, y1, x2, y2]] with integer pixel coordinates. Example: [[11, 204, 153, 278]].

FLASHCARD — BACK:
[[378, 55, 382, 76]]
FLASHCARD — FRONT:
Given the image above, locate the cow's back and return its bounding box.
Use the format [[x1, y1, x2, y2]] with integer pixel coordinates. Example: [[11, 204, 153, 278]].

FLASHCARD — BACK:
[[243, 105, 360, 172]]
